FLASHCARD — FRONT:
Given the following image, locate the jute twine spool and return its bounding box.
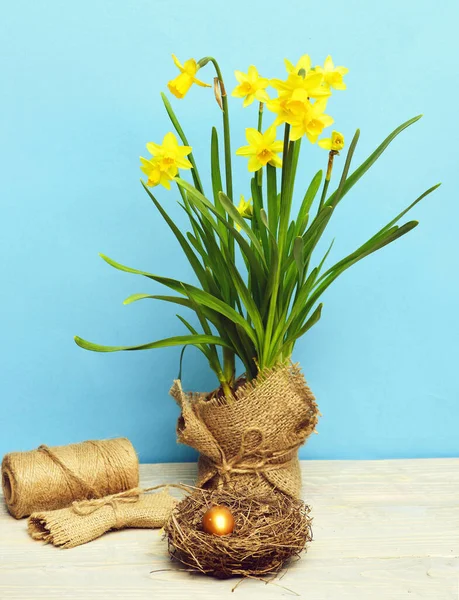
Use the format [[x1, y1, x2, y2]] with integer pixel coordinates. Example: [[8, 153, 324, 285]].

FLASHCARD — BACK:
[[1, 438, 139, 519]]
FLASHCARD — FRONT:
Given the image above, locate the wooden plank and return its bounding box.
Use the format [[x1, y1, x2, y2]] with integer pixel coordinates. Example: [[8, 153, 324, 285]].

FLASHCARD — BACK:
[[0, 459, 458, 599]]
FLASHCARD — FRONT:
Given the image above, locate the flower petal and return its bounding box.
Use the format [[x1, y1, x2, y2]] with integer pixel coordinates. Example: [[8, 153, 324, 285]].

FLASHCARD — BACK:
[[234, 70, 247, 84], [318, 138, 332, 150], [162, 132, 178, 149], [146, 142, 161, 156], [255, 89, 270, 103], [268, 154, 282, 168], [320, 114, 334, 128], [248, 155, 261, 172], [263, 124, 277, 146], [171, 54, 184, 72], [236, 144, 255, 156], [248, 65, 258, 79], [270, 141, 284, 153], [193, 76, 211, 88], [243, 93, 255, 107], [324, 55, 334, 71], [246, 128, 262, 146]]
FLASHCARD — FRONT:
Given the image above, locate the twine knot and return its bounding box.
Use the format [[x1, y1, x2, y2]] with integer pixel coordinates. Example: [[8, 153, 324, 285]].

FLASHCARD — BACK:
[[213, 427, 302, 486], [71, 487, 143, 529]]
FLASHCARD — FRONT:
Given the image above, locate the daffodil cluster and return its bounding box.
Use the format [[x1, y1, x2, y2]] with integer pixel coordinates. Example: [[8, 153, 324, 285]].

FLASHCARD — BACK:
[[229, 54, 347, 172], [241, 56, 346, 148], [140, 53, 347, 189]]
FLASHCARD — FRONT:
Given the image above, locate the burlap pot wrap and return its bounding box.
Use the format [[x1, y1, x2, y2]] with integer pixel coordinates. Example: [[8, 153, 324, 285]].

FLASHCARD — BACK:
[[170, 362, 319, 498], [28, 486, 177, 548]]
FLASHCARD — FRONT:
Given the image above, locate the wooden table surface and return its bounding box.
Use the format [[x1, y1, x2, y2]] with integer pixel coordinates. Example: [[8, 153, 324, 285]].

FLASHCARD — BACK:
[[1, 459, 458, 599]]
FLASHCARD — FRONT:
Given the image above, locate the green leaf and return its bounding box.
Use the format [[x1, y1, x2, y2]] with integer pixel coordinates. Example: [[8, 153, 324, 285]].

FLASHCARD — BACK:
[[308, 221, 420, 310], [318, 183, 440, 285], [325, 115, 423, 209], [100, 253, 259, 346], [266, 164, 278, 234], [141, 182, 209, 289], [210, 127, 224, 209], [293, 236, 304, 277], [123, 293, 158, 305], [328, 129, 360, 209], [74, 334, 232, 353], [217, 191, 265, 258], [160, 92, 203, 193], [177, 179, 267, 284], [282, 303, 323, 351], [251, 176, 269, 258]]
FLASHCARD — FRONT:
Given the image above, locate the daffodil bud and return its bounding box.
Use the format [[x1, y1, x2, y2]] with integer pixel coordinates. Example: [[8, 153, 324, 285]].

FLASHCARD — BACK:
[[214, 77, 224, 111]]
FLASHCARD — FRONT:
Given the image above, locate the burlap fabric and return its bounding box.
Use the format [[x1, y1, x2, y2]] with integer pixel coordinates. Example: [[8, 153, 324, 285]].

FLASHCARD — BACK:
[[28, 486, 177, 548], [170, 362, 319, 498], [2, 438, 139, 519]]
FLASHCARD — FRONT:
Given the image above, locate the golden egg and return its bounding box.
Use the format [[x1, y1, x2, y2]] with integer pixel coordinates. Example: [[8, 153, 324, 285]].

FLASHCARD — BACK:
[[202, 505, 235, 536]]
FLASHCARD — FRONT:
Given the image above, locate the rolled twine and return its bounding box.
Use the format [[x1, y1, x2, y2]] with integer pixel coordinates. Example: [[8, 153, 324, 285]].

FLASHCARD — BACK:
[[28, 485, 178, 548], [2, 438, 139, 519]]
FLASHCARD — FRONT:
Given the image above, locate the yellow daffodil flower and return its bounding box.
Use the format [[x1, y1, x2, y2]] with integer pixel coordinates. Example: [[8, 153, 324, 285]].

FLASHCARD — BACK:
[[237, 195, 253, 219], [289, 99, 334, 143], [284, 54, 312, 75], [167, 54, 211, 99], [232, 66, 270, 107], [315, 55, 348, 90], [266, 94, 296, 126], [140, 132, 192, 189], [235, 195, 253, 230], [236, 125, 283, 172], [267, 88, 327, 127], [271, 71, 326, 98], [318, 130, 345, 152], [146, 132, 192, 172], [140, 157, 175, 190]]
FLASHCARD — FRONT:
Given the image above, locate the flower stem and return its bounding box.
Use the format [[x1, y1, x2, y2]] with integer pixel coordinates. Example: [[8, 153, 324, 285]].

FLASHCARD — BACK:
[[262, 123, 293, 368], [318, 150, 337, 212], [257, 101, 264, 132], [204, 57, 233, 201], [199, 56, 235, 390]]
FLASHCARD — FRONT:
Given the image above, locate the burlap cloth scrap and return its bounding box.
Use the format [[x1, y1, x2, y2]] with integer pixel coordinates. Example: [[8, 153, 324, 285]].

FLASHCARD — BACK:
[[28, 486, 177, 548]]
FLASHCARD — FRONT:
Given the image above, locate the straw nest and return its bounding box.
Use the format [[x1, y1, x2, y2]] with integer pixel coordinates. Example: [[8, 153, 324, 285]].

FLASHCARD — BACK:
[[164, 487, 313, 578]]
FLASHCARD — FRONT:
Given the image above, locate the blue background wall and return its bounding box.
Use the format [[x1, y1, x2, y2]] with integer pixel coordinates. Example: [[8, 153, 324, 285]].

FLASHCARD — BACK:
[[1, 0, 457, 462]]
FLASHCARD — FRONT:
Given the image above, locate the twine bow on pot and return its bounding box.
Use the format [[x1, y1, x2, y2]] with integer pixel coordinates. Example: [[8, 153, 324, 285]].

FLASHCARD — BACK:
[[213, 427, 303, 488]]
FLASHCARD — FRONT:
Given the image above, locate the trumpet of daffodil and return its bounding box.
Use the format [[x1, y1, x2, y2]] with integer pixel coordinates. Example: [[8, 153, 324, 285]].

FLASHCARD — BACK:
[[315, 55, 348, 90], [289, 99, 334, 143], [232, 66, 270, 107], [318, 130, 345, 152], [236, 195, 253, 230], [236, 125, 283, 172], [167, 54, 211, 99], [140, 132, 192, 190]]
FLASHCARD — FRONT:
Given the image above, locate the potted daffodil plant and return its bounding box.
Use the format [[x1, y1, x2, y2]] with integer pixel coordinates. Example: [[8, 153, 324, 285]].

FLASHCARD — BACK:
[[75, 54, 439, 498]]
